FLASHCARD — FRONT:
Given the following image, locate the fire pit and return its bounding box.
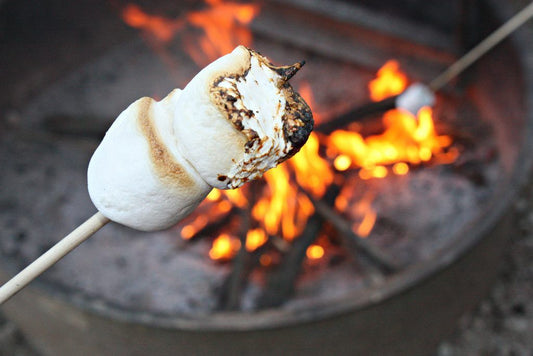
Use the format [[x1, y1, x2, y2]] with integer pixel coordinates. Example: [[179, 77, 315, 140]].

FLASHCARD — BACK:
[[1, 0, 532, 355]]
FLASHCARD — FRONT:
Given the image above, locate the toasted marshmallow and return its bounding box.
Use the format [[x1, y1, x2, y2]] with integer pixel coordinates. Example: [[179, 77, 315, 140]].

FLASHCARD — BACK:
[[87, 46, 313, 231], [175, 46, 312, 189]]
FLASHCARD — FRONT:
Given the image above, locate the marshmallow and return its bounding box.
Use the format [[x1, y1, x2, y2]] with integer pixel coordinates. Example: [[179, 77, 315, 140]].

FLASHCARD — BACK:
[[87, 46, 313, 231], [395, 83, 435, 116]]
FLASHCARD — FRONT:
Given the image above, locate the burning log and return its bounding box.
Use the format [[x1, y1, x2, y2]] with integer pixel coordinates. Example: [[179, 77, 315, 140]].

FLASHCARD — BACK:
[[218, 231, 249, 310], [217, 186, 255, 310], [316, 95, 397, 134], [180, 206, 239, 242], [257, 185, 338, 308], [310, 197, 402, 273]]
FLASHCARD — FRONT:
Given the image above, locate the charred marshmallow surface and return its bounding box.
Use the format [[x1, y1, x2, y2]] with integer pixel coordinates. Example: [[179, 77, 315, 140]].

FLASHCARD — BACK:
[[211, 51, 313, 189]]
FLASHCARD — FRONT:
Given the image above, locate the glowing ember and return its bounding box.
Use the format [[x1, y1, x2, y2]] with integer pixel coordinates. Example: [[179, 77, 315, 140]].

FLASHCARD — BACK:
[[180, 215, 208, 240], [352, 192, 377, 238], [259, 254, 272, 267], [246, 228, 268, 252], [368, 60, 408, 101], [121, 2, 458, 262], [392, 162, 409, 175], [209, 234, 240, 261], [306, 244, 325, 260]]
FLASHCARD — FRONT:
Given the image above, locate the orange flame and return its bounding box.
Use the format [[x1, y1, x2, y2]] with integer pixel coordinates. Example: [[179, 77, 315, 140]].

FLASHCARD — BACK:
[[185, 1, 259, 66], [120, 1, 259, 69], [328, 60, 457, 237], [328, 106, 457, 179], [121, 4, 185, 42], [209, 233, 241, 261], [251, 163, 314, 241], [121, 1, 458, 260], [246, 228, 268, 251], [306, 244, 325, 260], [329, 60, 457, 179], [368, 60, 408, 101]]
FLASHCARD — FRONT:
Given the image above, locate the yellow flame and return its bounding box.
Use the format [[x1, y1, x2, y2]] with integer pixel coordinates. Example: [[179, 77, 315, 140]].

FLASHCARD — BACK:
[[185, 1, 259, 66], [121, 5, 184, 42], [306, 244, 325, 260], [246, 228, 268, 251], [209, 234, 241, 261], [368, 60, 408, 101]]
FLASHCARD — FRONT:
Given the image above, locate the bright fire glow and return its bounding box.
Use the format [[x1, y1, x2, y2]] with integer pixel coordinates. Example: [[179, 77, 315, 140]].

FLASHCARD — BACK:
[[246, 228, 268, 252], [121, 3, 457, 262], [204, 60, 456, 258], [209, 234, 241, 261], [185, 0, 259, 66], [121, 4, 185, 42], [306, 244, 325, 260], [368, 60, 408, 101], [120, 1, 259, 68], [328, 62, 457, 180]]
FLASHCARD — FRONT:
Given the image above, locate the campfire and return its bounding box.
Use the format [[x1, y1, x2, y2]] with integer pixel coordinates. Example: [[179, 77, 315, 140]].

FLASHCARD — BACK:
[[112, 0, 471, 309], [2, 0, 531, 354], [186, 59, 459, 260]]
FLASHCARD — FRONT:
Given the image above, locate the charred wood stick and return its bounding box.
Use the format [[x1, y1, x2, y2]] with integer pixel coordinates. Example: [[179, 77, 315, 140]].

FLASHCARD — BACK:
[[311, 197, 402, 273], [257, 215, 323, 308], [257, 186, 340, 308], [185, 207, 238, 242], [218, 185, 259, 310], [219, 231, 249, 310], [315, 96, 397, 134], [218, 237, 274, 310]]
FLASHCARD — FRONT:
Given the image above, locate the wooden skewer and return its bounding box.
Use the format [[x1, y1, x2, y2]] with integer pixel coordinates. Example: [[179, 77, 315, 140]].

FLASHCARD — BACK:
[[429, 1, 533, 91], [0, 212, 110, 305]]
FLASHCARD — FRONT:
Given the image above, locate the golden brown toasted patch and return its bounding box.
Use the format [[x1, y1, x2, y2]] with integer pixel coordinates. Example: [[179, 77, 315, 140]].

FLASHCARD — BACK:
[[136, 97, 195, 188]]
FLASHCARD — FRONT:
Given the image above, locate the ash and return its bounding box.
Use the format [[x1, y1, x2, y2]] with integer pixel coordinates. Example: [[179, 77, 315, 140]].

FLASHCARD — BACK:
[[0, 134, 231, 315], [3, 177, 533, 355]]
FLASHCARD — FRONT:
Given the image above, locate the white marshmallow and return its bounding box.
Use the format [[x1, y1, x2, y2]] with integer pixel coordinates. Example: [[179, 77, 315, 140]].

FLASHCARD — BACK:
[[87, 46, 313, 231], [396, 83, 435, 116]]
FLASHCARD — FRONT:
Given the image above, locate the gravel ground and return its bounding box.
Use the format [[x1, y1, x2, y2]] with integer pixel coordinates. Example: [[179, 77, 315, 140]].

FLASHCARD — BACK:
[[436, 182, 533, 356]]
